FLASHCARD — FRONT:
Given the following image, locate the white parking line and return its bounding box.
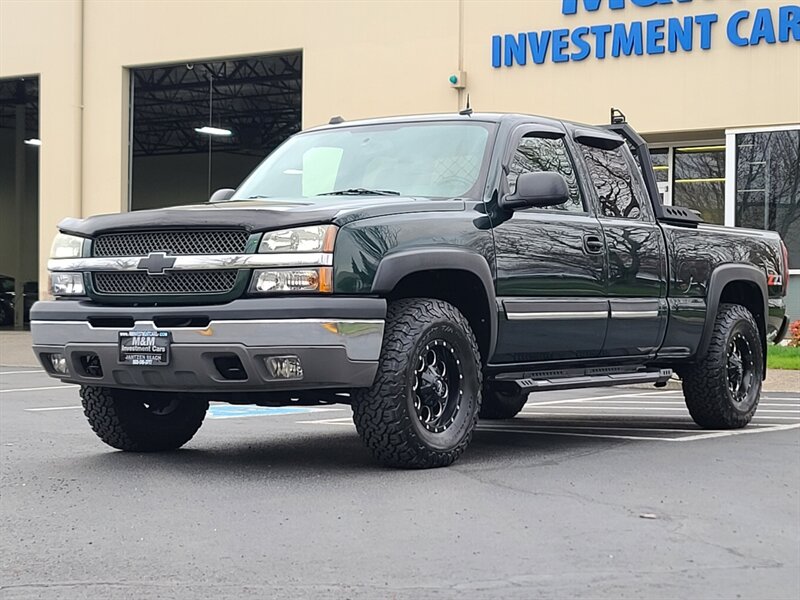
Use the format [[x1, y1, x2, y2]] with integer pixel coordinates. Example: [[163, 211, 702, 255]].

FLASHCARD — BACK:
[[0, 370, 45, 375], [671, 423, 800, 441], [478, 426, 671, 442], [522, 406, 800, 414], [0, 385, 77, 394], [298, 416, 353, 425], [525, 390, 680, 407], [478, 422, 800, 442], [516, 411, 800, 421], [484, 423, 773, 432], [25, 405, 82, 412]]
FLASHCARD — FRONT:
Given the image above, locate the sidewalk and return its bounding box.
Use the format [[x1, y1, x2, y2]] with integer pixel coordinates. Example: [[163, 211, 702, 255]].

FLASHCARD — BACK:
[[0, 331, 38, 368], [1, 330, 797, 391]]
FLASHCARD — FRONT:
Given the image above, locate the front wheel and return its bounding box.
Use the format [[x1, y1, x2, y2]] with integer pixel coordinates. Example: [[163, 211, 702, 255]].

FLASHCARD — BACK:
[[80, 386, 208, 451], [351, 298, 482, 469], [681, 303, 763, 429]]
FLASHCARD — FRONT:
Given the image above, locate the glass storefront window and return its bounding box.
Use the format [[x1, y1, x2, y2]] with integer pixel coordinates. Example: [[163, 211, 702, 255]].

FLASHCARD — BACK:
[[651, 148, 669, 184], [672, 145, 726, 224], [735, 129, 800, 268]]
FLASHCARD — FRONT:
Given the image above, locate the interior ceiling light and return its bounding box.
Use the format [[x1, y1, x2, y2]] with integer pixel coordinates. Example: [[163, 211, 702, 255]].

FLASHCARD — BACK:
[[24, 138, 41, 146], [194, 72, 232, 137], [194, 126, 232, 136]]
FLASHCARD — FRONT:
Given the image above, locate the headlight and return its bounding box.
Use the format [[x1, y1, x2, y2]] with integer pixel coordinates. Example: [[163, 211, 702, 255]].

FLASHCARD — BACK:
[[49, 273, 85, 296], [259, 225, 337, 253], [50, 233, 86, 258], [250, 268, 333, 294]]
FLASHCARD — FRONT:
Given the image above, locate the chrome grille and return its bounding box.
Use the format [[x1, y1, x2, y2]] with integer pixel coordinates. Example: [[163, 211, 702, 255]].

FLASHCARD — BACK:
[[92, 230, 249, 257], [93, 271, 238, 295]]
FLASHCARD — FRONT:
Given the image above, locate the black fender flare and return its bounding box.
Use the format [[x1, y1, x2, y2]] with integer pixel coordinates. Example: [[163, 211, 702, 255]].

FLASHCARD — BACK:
[[371, 248, 498, 360], [698, 264, 768, 368]]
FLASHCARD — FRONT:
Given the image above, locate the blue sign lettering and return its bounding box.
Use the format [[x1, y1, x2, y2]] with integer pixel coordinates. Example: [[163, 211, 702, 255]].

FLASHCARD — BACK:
[[667, 16, 693, 52], [492, 3, 799, 68], [751, 8, 777, 45], [646, 19, 666, 54], [612, 21, 644, 57], [779, 5, 800, 42], [562, 0, 692, 15]]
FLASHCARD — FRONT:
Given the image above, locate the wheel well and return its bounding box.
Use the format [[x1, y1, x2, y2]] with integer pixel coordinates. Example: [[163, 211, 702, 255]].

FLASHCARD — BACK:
[[719, 280, 766, 344], [387, 269, 491, 362]]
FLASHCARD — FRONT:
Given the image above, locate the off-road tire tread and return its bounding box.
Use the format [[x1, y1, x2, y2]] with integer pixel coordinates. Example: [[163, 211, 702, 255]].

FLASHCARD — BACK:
[[80, 386, 208, 452], [681, 303, 762, 429], [352, 298, 482, 469]]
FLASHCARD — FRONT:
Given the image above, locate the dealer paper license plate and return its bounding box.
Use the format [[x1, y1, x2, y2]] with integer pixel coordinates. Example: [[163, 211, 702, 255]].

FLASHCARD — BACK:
[[118, 330, 171, 366]]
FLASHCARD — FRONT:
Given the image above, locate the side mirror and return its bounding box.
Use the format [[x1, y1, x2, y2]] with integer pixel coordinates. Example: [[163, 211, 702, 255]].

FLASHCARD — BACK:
[[209, 188, 235, 203], [501, 172, 570, 210]]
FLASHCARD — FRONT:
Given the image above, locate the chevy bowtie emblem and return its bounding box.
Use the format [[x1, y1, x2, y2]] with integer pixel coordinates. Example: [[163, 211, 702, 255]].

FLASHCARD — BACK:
[[137, 252, 177, 275]]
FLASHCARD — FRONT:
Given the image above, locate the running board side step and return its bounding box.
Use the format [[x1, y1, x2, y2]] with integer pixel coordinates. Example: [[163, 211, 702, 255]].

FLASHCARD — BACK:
[[507, 369, 673, 393]]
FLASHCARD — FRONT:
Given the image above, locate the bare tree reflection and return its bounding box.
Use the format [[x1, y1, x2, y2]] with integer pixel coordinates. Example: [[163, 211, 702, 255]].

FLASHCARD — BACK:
[[581, 146, 642, 219], [508, 136, 584, 212]]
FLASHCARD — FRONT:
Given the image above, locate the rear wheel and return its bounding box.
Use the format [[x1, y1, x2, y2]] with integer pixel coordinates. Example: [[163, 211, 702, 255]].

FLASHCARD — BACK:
[[80, 386, 208, 451], [479, 385, 529, 420], [681, 303, 763, 429], [351, 298, 482, 469]]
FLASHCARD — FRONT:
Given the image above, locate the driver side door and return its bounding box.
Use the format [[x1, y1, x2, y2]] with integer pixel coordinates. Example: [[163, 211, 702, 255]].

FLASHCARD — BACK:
[[490, 125, 608, 364]]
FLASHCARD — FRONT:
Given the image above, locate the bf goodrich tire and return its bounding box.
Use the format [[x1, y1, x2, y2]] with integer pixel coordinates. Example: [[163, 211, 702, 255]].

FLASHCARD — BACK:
[[351, 298, 482, 469], [80, 386, 208, 451], [479, 386, 529, 420], [681, 303, 763, 429]]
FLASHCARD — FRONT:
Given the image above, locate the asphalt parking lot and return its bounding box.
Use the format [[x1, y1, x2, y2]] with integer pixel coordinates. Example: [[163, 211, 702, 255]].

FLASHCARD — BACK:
[[1, 366, 798, 599]]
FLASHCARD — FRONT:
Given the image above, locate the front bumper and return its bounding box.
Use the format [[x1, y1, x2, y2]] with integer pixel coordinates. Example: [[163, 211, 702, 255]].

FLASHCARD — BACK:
[[31, 297, 386, 392]]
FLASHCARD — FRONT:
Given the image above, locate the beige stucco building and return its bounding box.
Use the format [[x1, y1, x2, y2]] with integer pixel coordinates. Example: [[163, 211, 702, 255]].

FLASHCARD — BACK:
[[1, 0, 799, 325]]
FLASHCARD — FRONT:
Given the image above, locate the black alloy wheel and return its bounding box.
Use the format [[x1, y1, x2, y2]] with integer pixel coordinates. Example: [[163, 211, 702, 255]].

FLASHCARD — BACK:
[[413, 340, 463, 433], [726, 331, 757, 407]]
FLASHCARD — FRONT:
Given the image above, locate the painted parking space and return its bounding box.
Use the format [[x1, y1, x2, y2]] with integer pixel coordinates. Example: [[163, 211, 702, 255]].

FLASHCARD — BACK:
[[299, 389, 800, 442], [480, 390, 800, 441]]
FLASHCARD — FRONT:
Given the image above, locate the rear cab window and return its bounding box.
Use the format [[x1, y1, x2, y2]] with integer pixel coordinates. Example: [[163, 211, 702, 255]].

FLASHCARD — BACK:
[[580, 144, 652, 221]]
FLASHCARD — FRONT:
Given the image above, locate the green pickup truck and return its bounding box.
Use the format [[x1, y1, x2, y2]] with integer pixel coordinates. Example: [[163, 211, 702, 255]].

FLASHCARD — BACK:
[[31, 112, 790, 468]]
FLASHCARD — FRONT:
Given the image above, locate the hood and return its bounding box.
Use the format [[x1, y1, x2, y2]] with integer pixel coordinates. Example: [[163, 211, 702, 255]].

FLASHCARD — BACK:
[[58, 197, 465, 237]]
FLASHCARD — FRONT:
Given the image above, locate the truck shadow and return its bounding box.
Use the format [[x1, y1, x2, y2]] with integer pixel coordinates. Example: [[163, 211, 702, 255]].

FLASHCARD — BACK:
[[69, 420, 652, 478]]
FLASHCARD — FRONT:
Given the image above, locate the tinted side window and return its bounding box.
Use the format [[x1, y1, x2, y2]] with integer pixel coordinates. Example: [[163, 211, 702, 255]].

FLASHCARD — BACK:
[[507, 136, 584, 212], [581, 145, 644, 219]]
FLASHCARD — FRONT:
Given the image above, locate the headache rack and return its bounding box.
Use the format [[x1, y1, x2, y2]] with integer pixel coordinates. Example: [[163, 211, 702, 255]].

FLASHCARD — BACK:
[[603, 108, 703, 229]]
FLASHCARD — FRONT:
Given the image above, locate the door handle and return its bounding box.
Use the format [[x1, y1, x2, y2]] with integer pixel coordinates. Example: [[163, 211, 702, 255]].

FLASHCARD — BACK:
[[584, 235, 604, 254]]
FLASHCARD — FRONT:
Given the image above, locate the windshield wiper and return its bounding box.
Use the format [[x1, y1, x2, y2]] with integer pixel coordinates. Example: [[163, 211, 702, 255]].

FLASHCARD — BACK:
[[317, 188, 400, 196], [246, 195, 272, 199]]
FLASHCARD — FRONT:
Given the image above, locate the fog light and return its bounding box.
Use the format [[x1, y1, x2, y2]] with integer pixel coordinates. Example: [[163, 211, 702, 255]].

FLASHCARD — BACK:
[[49, 353, 68, 374], [49, 272, 85, 296], [265, 355, 303, 380]]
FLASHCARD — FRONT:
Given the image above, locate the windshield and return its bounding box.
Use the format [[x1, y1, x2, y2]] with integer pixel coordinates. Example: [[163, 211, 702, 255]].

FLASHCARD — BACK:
[[233, 121, 494, 200]]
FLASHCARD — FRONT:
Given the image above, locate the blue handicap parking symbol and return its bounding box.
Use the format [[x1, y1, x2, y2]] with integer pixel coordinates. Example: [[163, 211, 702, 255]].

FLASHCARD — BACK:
[[207, 404, 316, 419]]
